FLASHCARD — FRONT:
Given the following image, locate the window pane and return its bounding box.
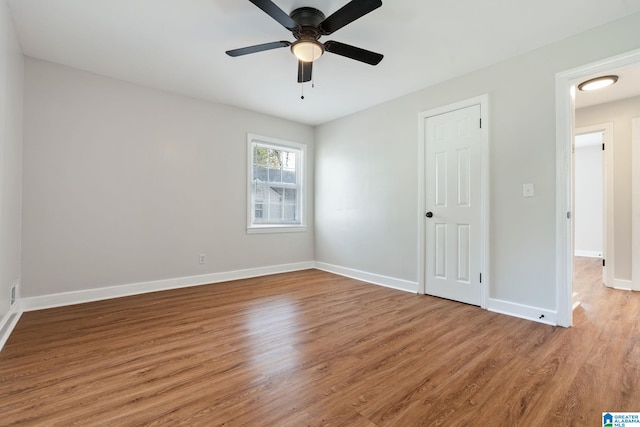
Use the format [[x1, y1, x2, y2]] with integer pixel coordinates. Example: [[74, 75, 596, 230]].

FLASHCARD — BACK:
[[269, 165, 282, 183], [283, 204, 296, 222], [282, 152, 296, 183], [283, 188, 296, 204], [253, 164, 267, 182], [268, 203, 282, 221], [250, 138, 304, 228], [253, 146, 269, 167], [255, 203, 264, 219]]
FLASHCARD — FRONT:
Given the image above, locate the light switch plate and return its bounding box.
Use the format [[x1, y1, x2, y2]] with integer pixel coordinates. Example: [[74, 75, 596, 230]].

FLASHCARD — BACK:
[[523, 183, 534, 198]]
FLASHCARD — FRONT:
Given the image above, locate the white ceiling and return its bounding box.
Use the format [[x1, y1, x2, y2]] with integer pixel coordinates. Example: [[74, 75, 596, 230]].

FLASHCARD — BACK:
[[7, 0, 640, 125], [575, 66, 640, 109]]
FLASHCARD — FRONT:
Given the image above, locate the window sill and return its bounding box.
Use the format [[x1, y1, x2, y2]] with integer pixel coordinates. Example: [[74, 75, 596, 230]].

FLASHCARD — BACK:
[[247, 225, 308, 234]]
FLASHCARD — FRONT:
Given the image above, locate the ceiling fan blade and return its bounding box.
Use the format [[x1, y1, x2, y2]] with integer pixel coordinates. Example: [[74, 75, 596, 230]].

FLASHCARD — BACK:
[[226, 41, 291, 57], [297, 60, 312, 83], [319, 0, 382, 35], [323, 41, 383, 65], [248, 0, 299, 31]]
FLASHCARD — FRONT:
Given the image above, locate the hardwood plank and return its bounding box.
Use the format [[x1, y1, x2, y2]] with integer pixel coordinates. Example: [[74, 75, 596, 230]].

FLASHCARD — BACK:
[[1, 260, 638, 425]]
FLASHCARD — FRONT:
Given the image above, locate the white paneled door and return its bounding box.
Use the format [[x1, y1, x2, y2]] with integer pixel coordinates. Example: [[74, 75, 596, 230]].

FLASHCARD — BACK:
[[425, 104, 482, 306]]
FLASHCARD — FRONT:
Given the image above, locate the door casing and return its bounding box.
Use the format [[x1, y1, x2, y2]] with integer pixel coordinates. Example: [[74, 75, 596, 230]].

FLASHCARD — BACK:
[[555, 47, 640, 327], [632, 118, 640, 292]]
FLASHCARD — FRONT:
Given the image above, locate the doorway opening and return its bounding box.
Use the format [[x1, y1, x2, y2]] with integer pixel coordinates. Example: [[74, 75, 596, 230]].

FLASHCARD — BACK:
[[556, 48, 640, 327], [574, 131, 604, 261], [573, 126, 612, 309]]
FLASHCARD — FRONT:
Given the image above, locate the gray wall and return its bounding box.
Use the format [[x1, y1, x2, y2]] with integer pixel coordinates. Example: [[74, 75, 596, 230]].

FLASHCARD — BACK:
[[22, 58, 315, 297], [315, 12, 640, 311], [576, 94, 640, 281], [0, 0, 23, 322]]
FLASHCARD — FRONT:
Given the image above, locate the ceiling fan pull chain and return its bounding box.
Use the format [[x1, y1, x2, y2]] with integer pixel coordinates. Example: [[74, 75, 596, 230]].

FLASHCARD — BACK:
[[300, 82, 305, 100]]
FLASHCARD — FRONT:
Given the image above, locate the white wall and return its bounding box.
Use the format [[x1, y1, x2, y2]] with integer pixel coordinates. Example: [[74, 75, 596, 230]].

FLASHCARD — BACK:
[[574, 133, 603, 257], [0, 0, 23, 349], [576, 95, 640, 281], [22, 58, 314, 298], [0, 0, 23, 336], [315, 12, 640, 314]]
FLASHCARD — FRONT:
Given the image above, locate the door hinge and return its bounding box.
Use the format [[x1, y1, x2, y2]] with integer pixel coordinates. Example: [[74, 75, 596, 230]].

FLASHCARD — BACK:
[[479, 118, 482, 128], [603, 259, 605, 267], [479, 273, 482, 283], [567, 211, 571, 219], [602, 143, 605, 151]]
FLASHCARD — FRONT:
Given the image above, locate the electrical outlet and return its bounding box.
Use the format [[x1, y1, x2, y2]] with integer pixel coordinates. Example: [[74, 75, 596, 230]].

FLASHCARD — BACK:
[[199, 254, 206, 264]]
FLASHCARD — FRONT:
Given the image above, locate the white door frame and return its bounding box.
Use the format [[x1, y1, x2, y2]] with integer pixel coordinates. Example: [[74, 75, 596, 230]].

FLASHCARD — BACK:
[[417, 94, 490, 309], [555, 48, 640, 327], [633, 118, 640, 291], [574, 123, 614, 287]]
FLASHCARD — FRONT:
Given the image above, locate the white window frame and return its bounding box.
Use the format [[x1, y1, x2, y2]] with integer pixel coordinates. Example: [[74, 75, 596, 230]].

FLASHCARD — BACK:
[[247, 134, 307, 233]]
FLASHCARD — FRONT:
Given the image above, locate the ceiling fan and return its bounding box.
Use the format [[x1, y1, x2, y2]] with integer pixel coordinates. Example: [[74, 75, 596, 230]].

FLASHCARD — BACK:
[[226, 0, 383, 83]]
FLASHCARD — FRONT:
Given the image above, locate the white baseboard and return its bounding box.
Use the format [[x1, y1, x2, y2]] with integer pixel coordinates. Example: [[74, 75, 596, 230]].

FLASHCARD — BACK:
[[0, 304, 22, 352], [574, 250, 602, 258], [21, 262, 314, 312], [313, 262, 417, 293], [487, 298, 557, 326], [612, 278, 633, 291], [314, 265, 561, 326], [10, 261, 567, 353]]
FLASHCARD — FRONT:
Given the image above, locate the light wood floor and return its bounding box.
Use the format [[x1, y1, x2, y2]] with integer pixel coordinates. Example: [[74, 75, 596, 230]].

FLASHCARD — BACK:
[[1, 259, 638, 426]]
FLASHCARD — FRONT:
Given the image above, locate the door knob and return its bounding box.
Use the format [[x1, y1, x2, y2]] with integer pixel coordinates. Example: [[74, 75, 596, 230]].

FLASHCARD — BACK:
[[425, 211, 433, 218]]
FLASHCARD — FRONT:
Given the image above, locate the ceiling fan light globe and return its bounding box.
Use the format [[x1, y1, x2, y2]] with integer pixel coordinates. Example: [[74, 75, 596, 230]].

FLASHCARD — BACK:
[[291, 40, 324, 62]]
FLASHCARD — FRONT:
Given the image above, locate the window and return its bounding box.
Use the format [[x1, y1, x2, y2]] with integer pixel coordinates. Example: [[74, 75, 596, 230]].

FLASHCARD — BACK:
[[248, 134, 306, 232]]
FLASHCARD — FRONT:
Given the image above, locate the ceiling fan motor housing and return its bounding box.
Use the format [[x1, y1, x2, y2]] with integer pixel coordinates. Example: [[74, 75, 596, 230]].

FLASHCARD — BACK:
[[289, 7, 326, 62], [290, 7, 325, 41]]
